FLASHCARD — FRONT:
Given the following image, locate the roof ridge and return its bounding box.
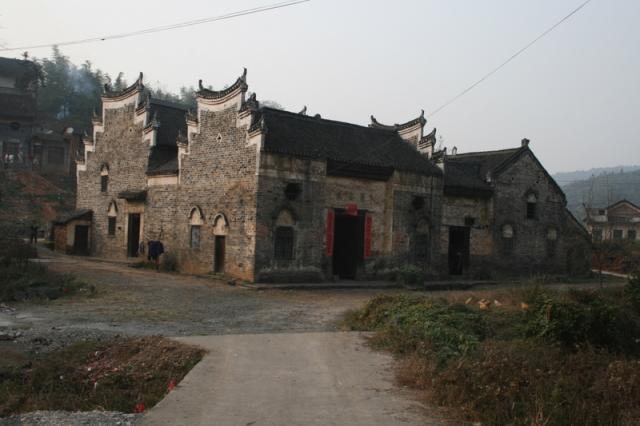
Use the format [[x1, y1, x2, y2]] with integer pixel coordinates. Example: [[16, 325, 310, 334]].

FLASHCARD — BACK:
[[448, 147, 522, 158], [261, 107, 398, 134]]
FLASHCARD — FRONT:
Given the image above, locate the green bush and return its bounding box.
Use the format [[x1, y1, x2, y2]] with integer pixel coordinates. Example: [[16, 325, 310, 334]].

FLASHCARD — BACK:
[[395, 265, 425, 286], [347, 290, 640, 425], [627, 269, 640, 313], [345, 295, 487, 362], [0, 263, 94, 302], [525, 289, 640, 355]]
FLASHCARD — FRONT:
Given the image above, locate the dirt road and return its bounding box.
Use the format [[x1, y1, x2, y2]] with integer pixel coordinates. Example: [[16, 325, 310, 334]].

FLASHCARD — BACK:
[[142, 332, 445, 426], [2, 252, 452, 425]]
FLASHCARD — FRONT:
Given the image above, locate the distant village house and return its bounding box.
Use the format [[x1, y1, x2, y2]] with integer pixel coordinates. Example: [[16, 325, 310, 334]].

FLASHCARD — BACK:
[[584, 200, 640, 242]]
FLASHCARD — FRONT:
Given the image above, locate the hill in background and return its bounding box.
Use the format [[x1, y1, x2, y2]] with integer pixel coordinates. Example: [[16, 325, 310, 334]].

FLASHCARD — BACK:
[[0, 170, 75, 232], [553, 165, 640, 186], [558, 168, 640, 220]]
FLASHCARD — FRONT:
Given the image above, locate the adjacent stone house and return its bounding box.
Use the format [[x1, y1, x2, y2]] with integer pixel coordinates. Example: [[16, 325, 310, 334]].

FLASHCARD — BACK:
[[75, 71, 443, 282], [0, 57, 39, 168], [584, 200, 640, 242], [438, 138, 590, 276]]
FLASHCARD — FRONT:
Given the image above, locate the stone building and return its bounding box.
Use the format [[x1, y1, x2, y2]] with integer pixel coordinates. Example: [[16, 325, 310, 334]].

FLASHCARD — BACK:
[[0, 57, 39, 168], [31, 128, 82, 176], [74, 71, 443, 282], [437, 138, 590, 276], [584, 200, 640, 242]]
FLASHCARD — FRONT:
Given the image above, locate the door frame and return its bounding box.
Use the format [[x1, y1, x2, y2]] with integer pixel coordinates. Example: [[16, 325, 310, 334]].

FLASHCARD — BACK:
[[127, 213, 141, 257], [214, 235, 225, 273], [448, 226, 470, 275]]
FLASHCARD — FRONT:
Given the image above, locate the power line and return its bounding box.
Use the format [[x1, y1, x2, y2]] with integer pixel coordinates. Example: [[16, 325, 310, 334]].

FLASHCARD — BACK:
[[427, 0, 593, 117], [0, 0, 311, 53]]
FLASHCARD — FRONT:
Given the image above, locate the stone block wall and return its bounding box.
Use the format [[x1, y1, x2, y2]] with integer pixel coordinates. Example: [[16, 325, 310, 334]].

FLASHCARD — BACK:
[[164, 105, 259, 281], [254, 152, 442, 282], [492, 152, 570, 275], [76, 102, 149, 260]]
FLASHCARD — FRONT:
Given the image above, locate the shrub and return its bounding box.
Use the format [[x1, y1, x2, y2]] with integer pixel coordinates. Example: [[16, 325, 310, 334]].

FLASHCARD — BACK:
[[525, 289, 640, 355], [0, 263, 93, 302], [395, 265, 425, 286], [432, 340, 640, 426], [627, 269, 640, 313], [345, 295, 487, 362]]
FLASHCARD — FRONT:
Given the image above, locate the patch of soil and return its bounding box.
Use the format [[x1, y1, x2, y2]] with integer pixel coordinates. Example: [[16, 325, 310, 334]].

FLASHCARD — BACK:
[[0, 336, 205, 417]]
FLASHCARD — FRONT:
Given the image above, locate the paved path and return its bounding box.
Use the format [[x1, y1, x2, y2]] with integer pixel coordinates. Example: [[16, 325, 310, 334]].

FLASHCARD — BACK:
[[142, 332, 445, 426]]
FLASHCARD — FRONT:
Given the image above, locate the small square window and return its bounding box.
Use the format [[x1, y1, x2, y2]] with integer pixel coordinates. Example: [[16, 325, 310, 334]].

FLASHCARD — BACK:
[[190, 225, 201, 249], [613, 229, 623, 240], [108, 217, 116, 236], [628, 230, 637, 241]]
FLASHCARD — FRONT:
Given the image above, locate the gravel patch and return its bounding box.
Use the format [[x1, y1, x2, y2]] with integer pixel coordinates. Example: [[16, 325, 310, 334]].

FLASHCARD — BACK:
[[0, 411, 140, 426]]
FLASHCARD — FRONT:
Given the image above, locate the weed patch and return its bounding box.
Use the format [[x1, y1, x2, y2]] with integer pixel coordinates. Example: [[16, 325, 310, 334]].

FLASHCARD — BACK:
[[345, 288, 640, 425], [0, 336, 205, 416], [0, 262, 94, 303]]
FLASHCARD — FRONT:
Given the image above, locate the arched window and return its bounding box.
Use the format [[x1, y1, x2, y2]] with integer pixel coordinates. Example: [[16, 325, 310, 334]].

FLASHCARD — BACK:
[[526, 193, 537, 219], [414, 219, 430, 261], [100, 164, 109, 193], [501, 224, 514, 253], [212, 214, 228, 236], [274, 209, 295, 260], [189, 207, 204, 249], [107, 201, 117, 236]]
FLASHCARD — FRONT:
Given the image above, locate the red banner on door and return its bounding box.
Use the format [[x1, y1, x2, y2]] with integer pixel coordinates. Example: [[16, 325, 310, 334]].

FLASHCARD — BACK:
[[345, 203, 358, 216], [364, 214, 373, 258], [326, 210, 335, 256]]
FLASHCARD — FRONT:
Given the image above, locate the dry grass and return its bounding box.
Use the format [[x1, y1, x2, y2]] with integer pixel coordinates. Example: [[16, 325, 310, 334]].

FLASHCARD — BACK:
[[344, 283, 640, 426], [0, 336, 205, 416]]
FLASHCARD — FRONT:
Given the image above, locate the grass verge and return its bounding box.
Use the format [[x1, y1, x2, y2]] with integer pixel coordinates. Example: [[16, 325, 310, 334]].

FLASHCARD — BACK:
[[344, 279, 640, 425], [0, 336, 205, 416], [0, 263, 94, 303]]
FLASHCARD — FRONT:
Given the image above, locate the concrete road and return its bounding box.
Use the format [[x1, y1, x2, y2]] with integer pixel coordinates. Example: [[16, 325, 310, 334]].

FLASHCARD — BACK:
[[142, 332, 446, 426]]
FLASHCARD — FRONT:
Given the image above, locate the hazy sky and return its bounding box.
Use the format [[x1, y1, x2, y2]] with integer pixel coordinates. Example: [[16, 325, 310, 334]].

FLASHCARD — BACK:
[[1, 0, 638, 173]]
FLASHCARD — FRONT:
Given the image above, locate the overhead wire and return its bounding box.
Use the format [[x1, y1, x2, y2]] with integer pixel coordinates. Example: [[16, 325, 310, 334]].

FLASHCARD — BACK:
[[427, 0, 593, 117], [332, 0, 595, 173], [0, 0, 311, 52]]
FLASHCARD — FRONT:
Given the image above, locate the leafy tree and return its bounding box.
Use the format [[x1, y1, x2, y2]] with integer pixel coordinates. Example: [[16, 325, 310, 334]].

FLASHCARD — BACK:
[[35, 47, 105, 132]]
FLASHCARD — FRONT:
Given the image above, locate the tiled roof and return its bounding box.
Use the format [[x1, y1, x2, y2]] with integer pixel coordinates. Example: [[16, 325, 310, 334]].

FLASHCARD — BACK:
[[144, 98, 187, 176], [258, 108, 441, 176], [147, 146, 178, 176], [443, 148, 523, 197], [0, 57, 38, 77], [52, 209, 92, 225]]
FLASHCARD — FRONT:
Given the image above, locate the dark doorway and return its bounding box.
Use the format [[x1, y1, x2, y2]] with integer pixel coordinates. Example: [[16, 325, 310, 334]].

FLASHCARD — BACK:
[[332, 211, 365, 279], [448, 226, 470, 275], [127, 214, 141, 257], [214, 236, 226, 273], [73, 225, 89, 255]]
